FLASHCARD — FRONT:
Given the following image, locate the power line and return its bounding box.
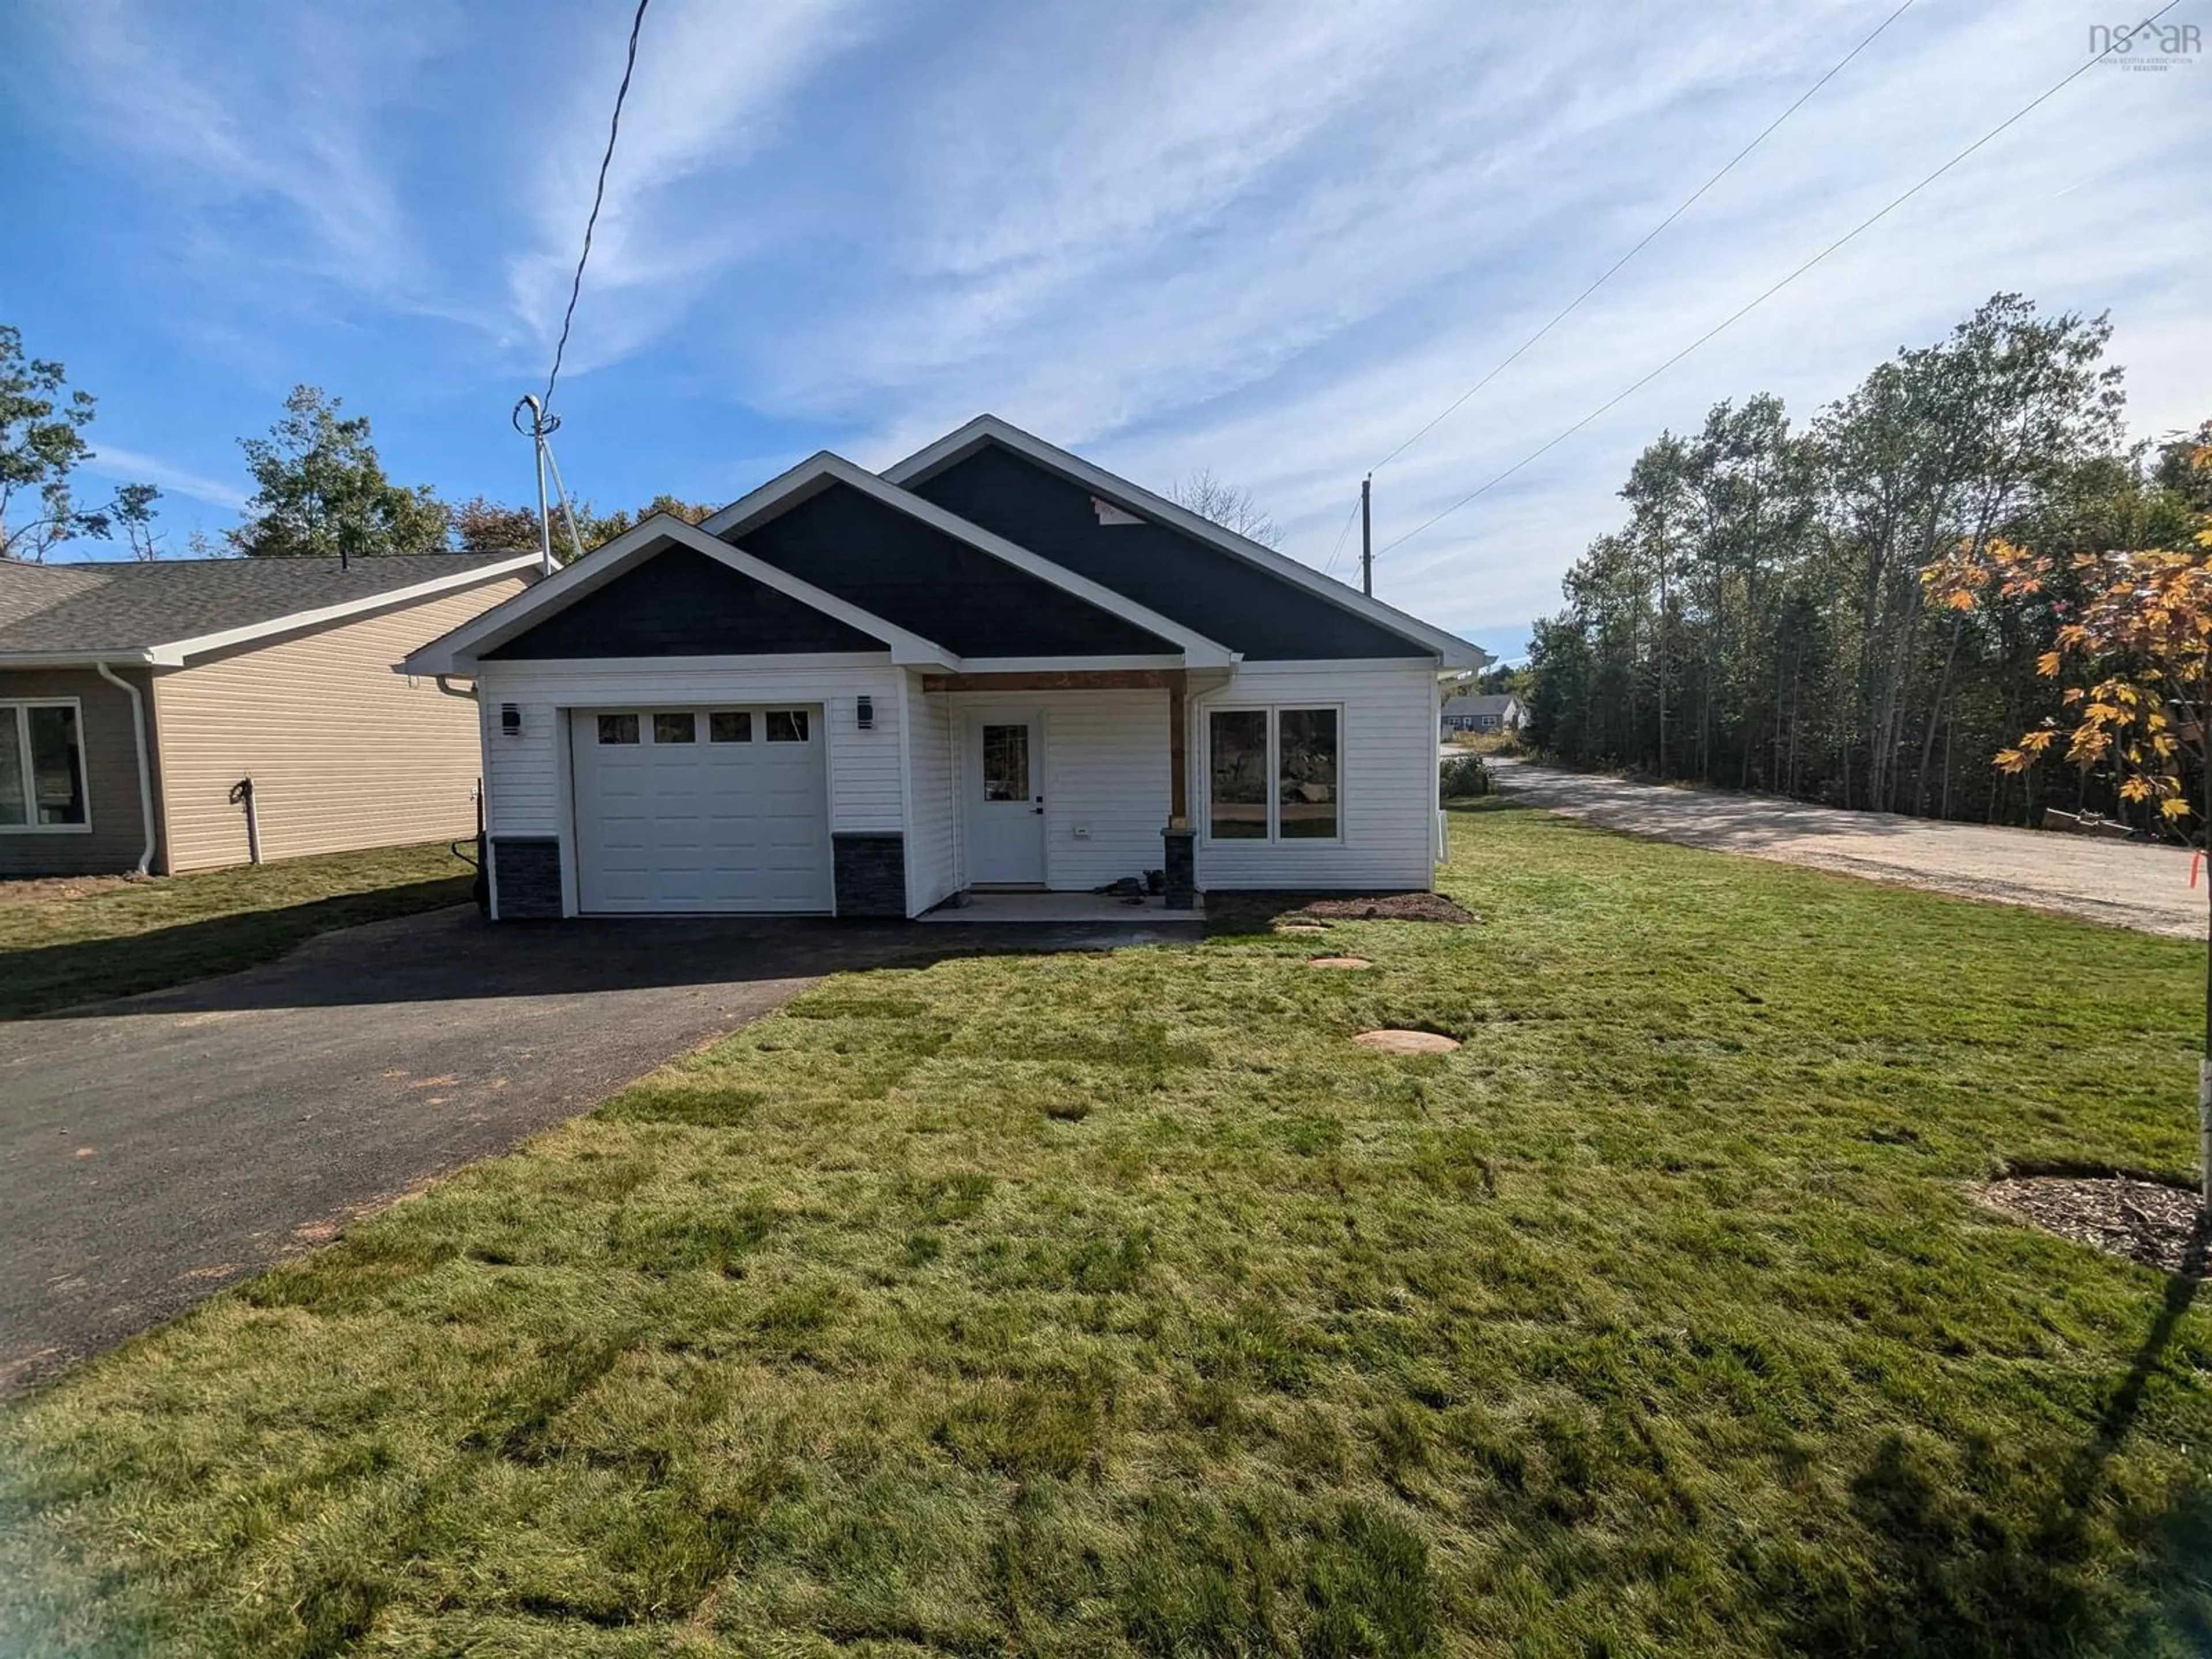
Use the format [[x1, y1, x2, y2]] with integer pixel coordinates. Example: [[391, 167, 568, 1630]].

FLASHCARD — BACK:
[[1376, 2, 2177, 560], [542, 0, 651, 415], [1320, 491, 1363, 577], [1369, 0, 1916, 476]]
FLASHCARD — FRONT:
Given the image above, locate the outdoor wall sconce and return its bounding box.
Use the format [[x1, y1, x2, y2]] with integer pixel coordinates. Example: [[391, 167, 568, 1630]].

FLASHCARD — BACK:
[[856, 694, 874, 730], [500, 702, 522, 737]]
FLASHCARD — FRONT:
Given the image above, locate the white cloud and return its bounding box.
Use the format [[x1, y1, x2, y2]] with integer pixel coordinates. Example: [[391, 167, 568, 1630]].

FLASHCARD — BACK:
[[77, 446, 249, 514]]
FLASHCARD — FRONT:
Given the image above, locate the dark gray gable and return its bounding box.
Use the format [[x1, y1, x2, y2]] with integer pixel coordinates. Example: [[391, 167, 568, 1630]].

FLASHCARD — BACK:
[[907, 442, 1429, 660], [726, 480, 1173, 658], [484, 543, 887, 660]]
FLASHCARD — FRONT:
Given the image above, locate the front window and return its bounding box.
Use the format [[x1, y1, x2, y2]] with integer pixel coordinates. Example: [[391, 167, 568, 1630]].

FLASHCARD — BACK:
[[1208, 706, 1340, 843], [1207, 710, 1269, 838], [1277, 708, 1338, 839], [0, 701, 88, 830]]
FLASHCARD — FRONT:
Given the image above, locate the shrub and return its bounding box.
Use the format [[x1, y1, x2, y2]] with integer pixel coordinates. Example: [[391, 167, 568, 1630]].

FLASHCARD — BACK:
[[1438, 755, 1491, 799]]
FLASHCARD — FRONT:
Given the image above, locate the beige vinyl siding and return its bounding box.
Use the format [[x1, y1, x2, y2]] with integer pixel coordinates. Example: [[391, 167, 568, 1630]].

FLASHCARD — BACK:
[[153, 577, 527, 872]]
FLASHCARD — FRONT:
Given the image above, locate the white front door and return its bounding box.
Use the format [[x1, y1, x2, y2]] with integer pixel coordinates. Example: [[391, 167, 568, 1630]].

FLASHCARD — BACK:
[[965, 711, 1045, 886], [570, 706, 831, 912]]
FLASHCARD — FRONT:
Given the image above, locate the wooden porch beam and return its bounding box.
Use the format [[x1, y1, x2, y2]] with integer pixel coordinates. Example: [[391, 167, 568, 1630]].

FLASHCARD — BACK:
[[919, 669, 1183, 693]]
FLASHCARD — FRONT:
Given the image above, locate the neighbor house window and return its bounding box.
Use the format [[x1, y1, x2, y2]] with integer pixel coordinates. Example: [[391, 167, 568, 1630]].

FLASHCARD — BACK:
[[1207, 706, 1340, 843], [653, 712, 696, 744], [766, 710, 809, 743], [709, 711, 752, 743], [596, 714, 640, 745], [0, 700, 89, 831]]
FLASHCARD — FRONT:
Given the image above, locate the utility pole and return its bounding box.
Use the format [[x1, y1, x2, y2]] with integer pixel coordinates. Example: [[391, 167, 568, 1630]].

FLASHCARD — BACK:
[[1360, 474, 1373, 597]]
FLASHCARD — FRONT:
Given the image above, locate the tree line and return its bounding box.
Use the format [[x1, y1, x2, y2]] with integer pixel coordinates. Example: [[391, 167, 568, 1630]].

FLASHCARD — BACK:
[[1522, 293, 2211, 831]]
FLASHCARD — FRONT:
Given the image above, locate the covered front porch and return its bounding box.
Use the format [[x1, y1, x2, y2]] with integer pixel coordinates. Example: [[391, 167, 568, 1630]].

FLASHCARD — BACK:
[[908, 667, 1212, 912]]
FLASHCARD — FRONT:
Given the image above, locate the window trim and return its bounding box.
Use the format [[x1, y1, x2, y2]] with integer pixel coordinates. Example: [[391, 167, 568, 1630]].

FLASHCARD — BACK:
[[0, 696, 93, 835], [1201, 702, 1344, 847]]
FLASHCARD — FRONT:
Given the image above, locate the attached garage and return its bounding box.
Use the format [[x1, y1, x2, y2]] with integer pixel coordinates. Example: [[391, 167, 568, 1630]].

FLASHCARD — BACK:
[[569, 704, 830, 914]]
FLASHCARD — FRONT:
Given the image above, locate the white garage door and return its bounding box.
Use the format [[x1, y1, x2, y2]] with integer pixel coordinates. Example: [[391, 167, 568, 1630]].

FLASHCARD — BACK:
[[570, 706, 832, 913]]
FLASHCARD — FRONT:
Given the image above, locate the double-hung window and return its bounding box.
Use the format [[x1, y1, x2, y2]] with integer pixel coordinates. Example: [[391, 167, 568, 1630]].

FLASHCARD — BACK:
[[1206, 705, 1340, 843], [0, 699, 89, 832]]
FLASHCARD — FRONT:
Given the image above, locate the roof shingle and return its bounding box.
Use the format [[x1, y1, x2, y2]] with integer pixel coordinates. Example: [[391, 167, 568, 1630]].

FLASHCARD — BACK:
[[0, 554, 528, 657]]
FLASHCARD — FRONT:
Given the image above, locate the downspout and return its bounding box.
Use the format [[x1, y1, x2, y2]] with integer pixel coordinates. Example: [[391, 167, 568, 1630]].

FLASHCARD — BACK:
[[94, 660, 156, 876]]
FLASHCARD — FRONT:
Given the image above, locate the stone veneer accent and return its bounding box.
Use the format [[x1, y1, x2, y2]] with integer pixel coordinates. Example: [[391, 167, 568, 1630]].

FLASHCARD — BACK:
[[1161, 827, 1196, 910], [490, 837, 563, 919], [832, 832, 907, 918]]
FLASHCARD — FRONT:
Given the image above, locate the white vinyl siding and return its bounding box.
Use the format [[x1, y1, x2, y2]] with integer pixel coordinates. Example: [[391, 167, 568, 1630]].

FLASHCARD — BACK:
[[1193, 661, 1438, 891], [476, 661, 904, 839], [151, 577, 527, 872], [903, 671, 957, 914]]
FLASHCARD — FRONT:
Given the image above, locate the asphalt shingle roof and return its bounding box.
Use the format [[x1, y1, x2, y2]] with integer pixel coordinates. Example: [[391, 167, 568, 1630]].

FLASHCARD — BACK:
[[0, 554, 527, 657]]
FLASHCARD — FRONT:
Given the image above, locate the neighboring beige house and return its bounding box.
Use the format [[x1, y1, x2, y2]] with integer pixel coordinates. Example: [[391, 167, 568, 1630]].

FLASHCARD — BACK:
[[0, 552, 537, 877]]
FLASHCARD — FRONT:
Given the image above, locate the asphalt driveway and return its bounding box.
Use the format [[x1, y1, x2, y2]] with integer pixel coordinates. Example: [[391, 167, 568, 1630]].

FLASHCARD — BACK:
[[0, 904, 1195, 1395], [1488, 757, 2206, 938]]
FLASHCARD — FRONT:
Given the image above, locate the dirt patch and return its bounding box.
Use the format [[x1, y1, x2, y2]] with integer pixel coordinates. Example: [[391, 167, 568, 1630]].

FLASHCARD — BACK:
[[1288, 893, 1479, 924], [1354, 1029, 1460, 1054], [1974, 1176, 2209, 1275], [0, 872, 143, 906]]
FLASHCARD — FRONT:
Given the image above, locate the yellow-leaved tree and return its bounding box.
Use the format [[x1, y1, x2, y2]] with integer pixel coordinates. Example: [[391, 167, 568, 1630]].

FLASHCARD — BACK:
[[1929, 436, 2212, 1203]]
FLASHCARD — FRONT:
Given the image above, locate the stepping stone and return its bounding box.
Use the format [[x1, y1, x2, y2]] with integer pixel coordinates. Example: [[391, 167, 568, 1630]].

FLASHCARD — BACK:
[[1278, 922, 1330, 933], [1354, 1029, 1460, 1054], [1306, 956, 1372, 969]]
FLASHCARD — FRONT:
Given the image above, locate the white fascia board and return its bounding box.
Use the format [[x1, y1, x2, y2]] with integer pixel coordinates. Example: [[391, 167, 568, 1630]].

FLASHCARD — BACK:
[[156, 554, 541, 668], [882, 415, 1488, 670], [705, 453, 1237, 669], [399, 514, 959, 675]]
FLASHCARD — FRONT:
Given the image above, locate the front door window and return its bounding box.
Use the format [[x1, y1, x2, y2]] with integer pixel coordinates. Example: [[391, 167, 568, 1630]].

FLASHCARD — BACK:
[[982, 724, 1030, 802]]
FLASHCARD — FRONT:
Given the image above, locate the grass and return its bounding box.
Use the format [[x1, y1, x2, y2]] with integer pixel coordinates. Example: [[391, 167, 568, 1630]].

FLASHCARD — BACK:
[[4, 800, 2211, 1656], [0, 840, 475, 1018]]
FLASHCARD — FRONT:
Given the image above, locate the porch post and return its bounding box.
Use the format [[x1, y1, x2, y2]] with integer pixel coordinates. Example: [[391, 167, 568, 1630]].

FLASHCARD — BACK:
[[1163, 669, 1195, 909]]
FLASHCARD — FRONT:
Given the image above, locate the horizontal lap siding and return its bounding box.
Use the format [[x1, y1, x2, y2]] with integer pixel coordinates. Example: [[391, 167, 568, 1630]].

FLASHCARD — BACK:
[[1040, 691, 1169, 889], [1194, 663, 1437, 891], [476, 661, 906, 838], [153, 579, 525, 872], [904, 672, 956, 913]]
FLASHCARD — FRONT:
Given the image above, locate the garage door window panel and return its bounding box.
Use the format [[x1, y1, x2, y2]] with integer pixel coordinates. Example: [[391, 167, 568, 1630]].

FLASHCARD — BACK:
[[654, 713, 696, 744], [597, 713, 640, 745], [767, 710, 809, 743], [710, 711, 752, 743]]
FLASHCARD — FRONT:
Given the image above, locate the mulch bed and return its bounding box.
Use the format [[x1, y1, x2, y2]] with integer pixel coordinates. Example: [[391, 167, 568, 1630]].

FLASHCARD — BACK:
[[1974, 1176, 2210, 1276]]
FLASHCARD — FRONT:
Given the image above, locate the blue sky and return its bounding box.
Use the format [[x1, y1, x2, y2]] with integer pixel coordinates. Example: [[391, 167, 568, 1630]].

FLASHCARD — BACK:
[[2, 0, 2206, 661]]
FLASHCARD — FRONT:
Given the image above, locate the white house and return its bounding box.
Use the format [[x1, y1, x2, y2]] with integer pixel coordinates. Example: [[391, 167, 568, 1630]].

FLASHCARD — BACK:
[[402, 416, 1489, 919]]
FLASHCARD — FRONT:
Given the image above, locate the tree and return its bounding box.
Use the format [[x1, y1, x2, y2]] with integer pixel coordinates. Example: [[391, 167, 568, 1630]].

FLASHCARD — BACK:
[[451, 491, 719, 563], [1927, 435, 2212, 1201], [0, 324, 160, 562], [1169, 469, 1283, 548], [229, 386, 448, 559]]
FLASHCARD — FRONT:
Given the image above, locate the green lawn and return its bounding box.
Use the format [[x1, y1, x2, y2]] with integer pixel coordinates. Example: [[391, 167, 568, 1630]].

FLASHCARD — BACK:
[[4, 801, 2210, 1656], [0, 841, 475, 1018]]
